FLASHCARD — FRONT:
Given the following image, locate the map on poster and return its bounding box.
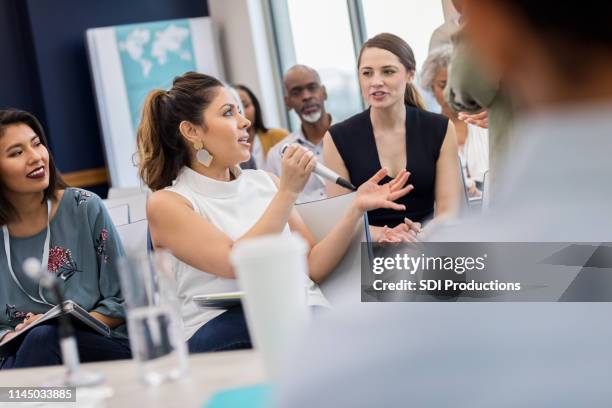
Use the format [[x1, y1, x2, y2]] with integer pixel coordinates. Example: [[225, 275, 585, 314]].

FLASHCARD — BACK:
[[116, 20, 197, 130], [87, 17, 223, 187]]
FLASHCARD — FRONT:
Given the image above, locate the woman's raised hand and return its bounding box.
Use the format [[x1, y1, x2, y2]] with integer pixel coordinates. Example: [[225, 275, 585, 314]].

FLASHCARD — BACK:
[[458, 110, 489, 129], [279, 144, 317, 197], [354, 168, 413, 213]]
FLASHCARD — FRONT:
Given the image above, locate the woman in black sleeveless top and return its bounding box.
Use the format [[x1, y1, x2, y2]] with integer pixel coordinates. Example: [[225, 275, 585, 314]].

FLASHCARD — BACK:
[[324, 34, 462, 241]]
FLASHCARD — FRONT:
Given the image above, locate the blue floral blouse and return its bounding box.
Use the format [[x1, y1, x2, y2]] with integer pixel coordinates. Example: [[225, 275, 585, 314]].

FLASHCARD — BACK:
[[0, 188, 126, 340]]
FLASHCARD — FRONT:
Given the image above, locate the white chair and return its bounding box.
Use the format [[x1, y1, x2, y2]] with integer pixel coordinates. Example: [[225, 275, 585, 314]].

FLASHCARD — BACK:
[[115, 219, 149, 258], [102, 194, 147, 224], [106, 203, 130, 226], [107, 186, 150, 199], [296, 193, 370, 305]]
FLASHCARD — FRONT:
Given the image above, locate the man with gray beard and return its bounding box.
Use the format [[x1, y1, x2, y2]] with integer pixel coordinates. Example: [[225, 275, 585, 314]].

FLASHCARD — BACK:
[[266, 65, 332, 203]]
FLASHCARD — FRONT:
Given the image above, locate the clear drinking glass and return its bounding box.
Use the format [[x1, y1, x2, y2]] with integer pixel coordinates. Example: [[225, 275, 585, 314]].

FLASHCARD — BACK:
[[118, 251, 189, 385]]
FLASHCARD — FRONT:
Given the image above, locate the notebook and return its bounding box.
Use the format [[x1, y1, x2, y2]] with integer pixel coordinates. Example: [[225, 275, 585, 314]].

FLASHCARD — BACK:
[[192, 291, 243, 309], [0, 300, 111, 357]]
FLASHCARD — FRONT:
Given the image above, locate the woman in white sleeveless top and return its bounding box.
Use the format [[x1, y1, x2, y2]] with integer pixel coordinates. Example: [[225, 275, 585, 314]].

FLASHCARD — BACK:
[[136, 72, 413, 353]]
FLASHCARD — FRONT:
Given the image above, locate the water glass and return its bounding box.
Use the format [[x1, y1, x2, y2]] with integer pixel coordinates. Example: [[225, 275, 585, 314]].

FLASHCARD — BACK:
[[118, 251, 189, 385]]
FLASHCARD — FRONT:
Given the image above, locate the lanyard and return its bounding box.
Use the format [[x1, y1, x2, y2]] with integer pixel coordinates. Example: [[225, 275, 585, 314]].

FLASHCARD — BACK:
[[2, 200, 54, 306]]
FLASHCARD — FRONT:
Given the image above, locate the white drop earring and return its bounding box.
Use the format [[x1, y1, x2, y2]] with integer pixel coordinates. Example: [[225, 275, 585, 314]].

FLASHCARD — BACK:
[[194, 140, 213, 167]]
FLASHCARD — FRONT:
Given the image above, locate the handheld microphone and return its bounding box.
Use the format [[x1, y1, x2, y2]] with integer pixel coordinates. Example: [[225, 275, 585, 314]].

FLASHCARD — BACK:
[[23, 257, 55, 289], [23, 257, 105, 387], [280, 143, 357, 191], [23, 257, 77, 361]]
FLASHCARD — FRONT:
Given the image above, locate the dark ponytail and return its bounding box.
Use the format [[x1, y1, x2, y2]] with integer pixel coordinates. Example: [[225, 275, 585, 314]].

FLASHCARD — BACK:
[[137, 72, 223, 191], [359, 33, 426, 110]]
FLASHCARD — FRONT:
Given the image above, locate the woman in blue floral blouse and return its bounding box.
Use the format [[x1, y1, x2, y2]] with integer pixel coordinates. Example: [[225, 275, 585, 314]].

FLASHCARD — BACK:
[[0, 109, 131, 369]]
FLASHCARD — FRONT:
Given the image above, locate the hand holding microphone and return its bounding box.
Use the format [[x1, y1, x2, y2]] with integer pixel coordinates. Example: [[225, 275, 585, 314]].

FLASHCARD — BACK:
[[23, 257, 76, 348], [280, 144, 357, 191], [278, 144, 318, 197], [23, 258, 105, 387]]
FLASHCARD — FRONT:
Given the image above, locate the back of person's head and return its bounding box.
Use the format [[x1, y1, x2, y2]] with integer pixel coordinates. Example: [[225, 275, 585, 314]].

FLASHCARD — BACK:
[[420, 45, 453, 93], [234, 84, 268, 133], [464, 0, 612, 99], [491, 0, 612, 46], [358, 33, 426, 110], [137, 72, 223, 191], [0, 109, 66, 224]]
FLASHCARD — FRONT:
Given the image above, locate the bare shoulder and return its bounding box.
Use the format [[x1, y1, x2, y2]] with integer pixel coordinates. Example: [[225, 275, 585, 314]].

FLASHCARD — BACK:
[[443, 119, 458, 147], [323, 131, 337, 150], [147, 189, 193, 218]]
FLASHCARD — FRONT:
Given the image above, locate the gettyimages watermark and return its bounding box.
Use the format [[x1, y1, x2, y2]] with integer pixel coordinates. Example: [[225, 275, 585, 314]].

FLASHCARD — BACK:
[[361, 242, 612, 302]]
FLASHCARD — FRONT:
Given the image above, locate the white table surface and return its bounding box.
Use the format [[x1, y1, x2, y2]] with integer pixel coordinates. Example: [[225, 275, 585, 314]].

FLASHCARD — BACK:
[[0, 350, 266, 407]]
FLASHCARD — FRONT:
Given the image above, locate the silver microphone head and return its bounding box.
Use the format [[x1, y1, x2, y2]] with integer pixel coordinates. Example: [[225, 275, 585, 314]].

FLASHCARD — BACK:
[[23, 257, 55, 287], [280, 143, 290, 157], [280, 143, 307, 157], [23, 257, 44, 281]]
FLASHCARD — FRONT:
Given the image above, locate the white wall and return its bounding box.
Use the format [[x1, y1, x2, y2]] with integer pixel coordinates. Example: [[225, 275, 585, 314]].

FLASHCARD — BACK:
[[208, 0, 286, 129]]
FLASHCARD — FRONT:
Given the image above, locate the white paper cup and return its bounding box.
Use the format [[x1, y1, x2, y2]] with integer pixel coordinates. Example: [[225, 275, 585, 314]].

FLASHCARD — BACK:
[[230, 233, 310, 378]]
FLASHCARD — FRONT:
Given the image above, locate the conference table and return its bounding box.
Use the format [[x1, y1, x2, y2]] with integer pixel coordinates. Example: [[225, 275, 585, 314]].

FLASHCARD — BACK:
[[0, 350, 266, 407]]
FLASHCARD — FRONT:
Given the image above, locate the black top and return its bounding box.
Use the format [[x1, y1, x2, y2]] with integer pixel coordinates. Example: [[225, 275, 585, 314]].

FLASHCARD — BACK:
[[329, 105, 448, 227]]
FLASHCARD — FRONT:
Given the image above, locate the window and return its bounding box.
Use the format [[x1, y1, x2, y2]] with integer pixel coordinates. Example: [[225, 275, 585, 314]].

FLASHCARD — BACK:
[[360, 0, 445, 111], [269, 0, 446, 127], [270, 0, 363, 129], [360, 0, 444, 72]]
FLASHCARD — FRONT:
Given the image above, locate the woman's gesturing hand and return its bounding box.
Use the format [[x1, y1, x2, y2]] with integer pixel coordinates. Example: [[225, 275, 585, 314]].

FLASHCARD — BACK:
[[458, 110, 489, 129], [354, 168, 413, 213], [279, 144, 317, 197], [378, 218, 422, 243]]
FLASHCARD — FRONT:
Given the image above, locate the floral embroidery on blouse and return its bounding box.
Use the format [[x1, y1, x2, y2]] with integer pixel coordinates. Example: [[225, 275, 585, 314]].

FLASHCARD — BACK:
[[74, 189, 92, 207], [48, 246, 80, 280], [5, 304, 27, 326], [95, 228, 109, 264]]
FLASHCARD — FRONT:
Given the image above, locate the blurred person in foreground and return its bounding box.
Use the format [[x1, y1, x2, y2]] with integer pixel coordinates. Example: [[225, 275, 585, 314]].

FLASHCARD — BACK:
[[421, 45, 489, 197], [445, 30, 514, 199], [434, 0, 514, 199], [276, 1, 612, 406], [440, 0, 515, 199], [428, 0, 461, 52]]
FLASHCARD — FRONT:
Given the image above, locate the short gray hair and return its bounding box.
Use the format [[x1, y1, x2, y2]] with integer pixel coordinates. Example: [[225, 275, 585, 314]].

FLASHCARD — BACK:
[[420, 45, 453, 93]]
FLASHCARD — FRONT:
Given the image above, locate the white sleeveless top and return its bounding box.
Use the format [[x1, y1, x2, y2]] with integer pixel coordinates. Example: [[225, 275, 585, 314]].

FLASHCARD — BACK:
[[165, 166, 328, 340]]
